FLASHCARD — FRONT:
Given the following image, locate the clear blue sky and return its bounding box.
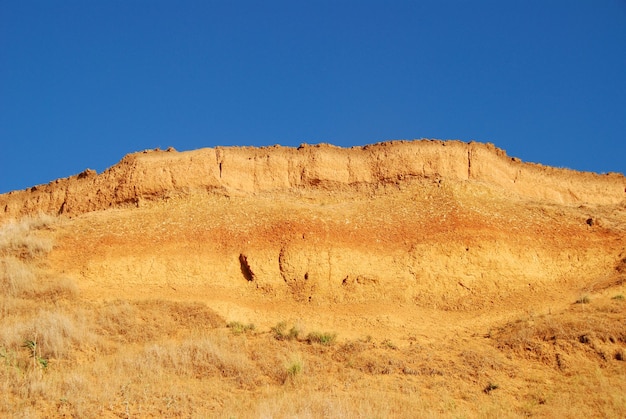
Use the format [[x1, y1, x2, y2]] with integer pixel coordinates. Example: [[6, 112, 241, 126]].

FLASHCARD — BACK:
[[2, 1, 625, 194]]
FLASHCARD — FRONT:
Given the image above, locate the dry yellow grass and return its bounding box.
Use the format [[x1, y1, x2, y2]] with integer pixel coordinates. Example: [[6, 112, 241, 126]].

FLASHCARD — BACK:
[[2, 271, 625, 418], [1, 214, 626, 418], [0, 214, 55, 259]]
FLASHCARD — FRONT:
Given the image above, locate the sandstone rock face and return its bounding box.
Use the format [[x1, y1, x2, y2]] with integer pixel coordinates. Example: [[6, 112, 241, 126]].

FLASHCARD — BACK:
[[3, 139, 625, 311], [2, 140, 625, 221], [3, 140, 625, 416]]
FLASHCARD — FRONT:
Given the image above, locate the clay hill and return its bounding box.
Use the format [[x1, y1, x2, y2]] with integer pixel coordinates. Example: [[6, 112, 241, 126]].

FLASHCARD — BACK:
[[1, 139, 625, 417]]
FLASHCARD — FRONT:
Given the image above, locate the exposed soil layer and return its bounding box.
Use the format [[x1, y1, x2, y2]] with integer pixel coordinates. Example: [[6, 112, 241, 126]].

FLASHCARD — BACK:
[[2, 140, 625, 222], [2, 139, 626, 417]]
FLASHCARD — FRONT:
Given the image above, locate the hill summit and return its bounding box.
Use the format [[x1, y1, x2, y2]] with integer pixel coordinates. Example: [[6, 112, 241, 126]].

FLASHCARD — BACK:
[[2, 139, 625, 221]]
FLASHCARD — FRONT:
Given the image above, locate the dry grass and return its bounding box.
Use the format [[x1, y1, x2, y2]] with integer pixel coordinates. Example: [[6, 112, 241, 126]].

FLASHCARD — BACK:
[[1, 214, 626, 417], [0, 214, 55, 259], [491, 302, 626, 365], [0, 256, 36, 296], [2, 293, 625, 417], [0, 215, 69, 301]]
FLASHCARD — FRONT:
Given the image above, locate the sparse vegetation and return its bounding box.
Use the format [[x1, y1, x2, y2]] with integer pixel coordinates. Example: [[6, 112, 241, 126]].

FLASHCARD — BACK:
[[612, 294, 624, 301], [305, 331, 337, 346], [0, 256, 36, 296], [484, 382, 499, 394], [271, 321, 288, 340], [284, 355, 303, 383], [0, 207, 625, 417], [576, 295, 591, 304], [271, 321, 301, 341], [227, 321, 256, 335], [382, 338, 398, 350], [22, 339, 48, 371], [271, 322, 336, 345]]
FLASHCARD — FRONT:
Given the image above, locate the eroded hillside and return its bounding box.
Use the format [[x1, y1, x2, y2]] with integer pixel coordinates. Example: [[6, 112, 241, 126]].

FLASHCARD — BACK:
[[1, 139, 625, 417], [2, 140, 625, 221]]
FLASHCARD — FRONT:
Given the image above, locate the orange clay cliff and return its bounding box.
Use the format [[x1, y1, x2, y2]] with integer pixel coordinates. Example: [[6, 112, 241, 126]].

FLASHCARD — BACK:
[[1, 139, 625, 417]]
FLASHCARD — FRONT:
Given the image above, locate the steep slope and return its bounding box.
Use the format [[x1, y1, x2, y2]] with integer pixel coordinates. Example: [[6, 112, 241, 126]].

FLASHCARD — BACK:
[[2, 139, 626, 417], [2, 139, 626, 313], [14, 140, 620, 318]]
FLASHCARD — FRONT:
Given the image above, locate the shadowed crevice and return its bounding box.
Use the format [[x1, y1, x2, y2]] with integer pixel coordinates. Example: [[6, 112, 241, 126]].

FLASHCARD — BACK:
[[239, 253, 255, 282]]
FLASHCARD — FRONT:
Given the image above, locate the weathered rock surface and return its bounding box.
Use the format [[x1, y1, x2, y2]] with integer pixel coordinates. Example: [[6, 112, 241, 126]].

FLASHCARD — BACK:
[[2, 140, 625, 222], [1, 139, 619, 314]]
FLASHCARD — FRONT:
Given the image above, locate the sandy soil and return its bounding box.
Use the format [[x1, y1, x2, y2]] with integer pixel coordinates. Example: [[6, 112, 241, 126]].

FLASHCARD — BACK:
[[2, 140, 625, 417]]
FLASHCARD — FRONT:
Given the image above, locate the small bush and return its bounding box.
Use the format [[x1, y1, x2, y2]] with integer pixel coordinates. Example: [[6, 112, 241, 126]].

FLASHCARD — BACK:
[[484, 382, 499, 394], [287, 325, 301, 340], [612, 294, 624, 301], [381, 339, 398, 350], [271, 322, 300, 341], [227, 321, 256, 335], [305, 331, 336, 346], [286, 359, 302, 379], [283, 354, 304, 384], [575, 295, 591, 304], [272, 322, 288, 340]]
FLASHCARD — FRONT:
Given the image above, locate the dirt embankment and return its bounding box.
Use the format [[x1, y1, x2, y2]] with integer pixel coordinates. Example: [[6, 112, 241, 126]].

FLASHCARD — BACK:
[[16, 139, 620, 314], [2, 139, 626, 417], [1, 140, 625, 222]]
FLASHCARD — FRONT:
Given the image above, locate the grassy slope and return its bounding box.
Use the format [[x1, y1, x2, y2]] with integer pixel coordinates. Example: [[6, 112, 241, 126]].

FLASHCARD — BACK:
[[1, 191, 626, 417]]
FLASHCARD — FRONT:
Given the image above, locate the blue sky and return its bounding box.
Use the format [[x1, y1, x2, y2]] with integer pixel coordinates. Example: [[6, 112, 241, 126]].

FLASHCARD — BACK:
[[1, 1, 625, 194]]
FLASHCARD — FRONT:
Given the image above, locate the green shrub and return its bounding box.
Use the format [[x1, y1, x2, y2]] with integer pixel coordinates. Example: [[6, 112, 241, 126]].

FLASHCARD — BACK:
[[283, 354, 304, 384], [305, 331, 336, 346], [22, 339, 48, 370], [271, 322, 300, 341], [382, 339, 398, 350], [286, 360, 302, 378], [227, 321, 255, 335]]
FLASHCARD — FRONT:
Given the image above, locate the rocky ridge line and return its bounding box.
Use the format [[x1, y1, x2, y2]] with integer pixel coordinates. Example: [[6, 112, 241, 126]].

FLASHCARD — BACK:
[[1, 139, 625, 222]]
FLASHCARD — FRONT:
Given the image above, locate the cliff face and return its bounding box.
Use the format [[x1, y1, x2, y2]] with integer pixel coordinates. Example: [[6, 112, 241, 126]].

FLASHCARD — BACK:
[[3, 140, 626, 417], [0, 138, 616, 312], [2, 140, 625, 222]]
